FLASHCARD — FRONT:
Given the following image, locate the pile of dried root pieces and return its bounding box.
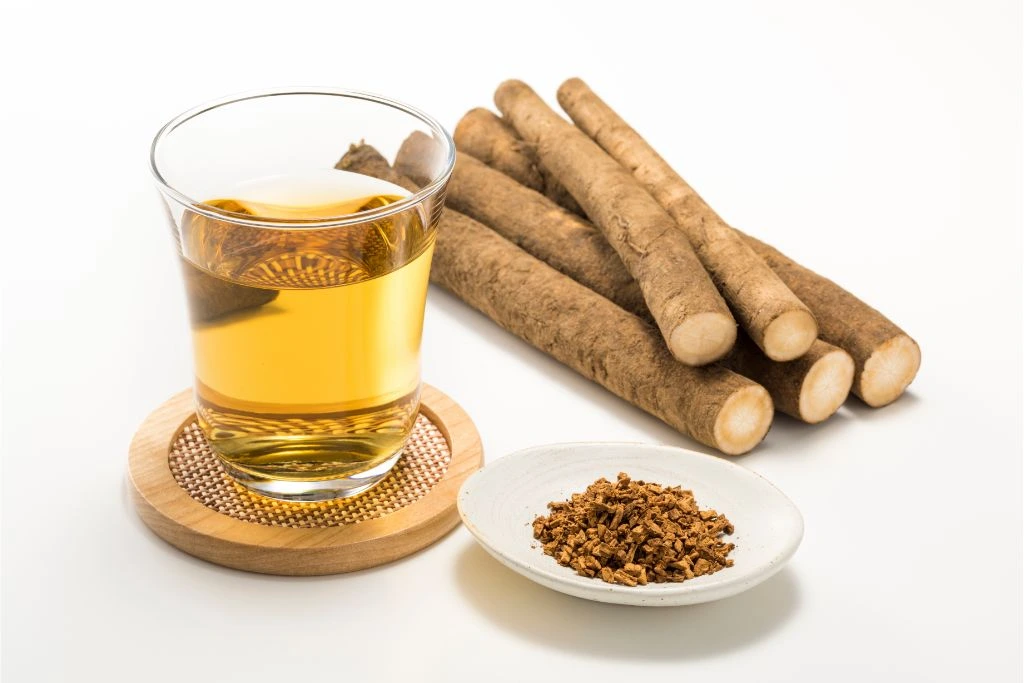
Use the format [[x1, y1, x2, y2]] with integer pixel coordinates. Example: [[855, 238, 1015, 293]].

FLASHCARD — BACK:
[[532, 473, 734, 586]]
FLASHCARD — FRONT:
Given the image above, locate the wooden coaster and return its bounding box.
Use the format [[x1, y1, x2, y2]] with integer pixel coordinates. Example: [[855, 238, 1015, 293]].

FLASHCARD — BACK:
[[128, 385, 483, 576]]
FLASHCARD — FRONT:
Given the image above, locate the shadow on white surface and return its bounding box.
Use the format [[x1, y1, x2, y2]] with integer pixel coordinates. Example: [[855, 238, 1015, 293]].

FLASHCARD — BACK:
[[753, 392, 922, 454], [454, 541, 800, 660], [840, 391, 922, 420], [753, 409, 856, 456]]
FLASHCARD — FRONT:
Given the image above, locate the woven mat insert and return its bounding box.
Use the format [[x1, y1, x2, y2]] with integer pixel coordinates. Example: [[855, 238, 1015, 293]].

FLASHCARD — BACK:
[[168, 413, 451, 528]]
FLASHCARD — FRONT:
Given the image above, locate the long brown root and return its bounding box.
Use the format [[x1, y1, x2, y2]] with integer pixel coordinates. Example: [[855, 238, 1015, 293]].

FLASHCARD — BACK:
[[557, 78, 817, 361], [413, 140, 851, 422], [445, 106, 919, 407], [453, 108, 583, 216], [494, 79, 736, 366]]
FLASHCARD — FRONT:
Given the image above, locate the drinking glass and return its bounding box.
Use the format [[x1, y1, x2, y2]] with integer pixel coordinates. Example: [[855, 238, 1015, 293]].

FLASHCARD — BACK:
[[151, 89, 454, 501]]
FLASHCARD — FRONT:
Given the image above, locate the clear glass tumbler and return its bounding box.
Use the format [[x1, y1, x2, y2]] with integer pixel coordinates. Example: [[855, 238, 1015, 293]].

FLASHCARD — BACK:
[[151, 89, 454, 502]]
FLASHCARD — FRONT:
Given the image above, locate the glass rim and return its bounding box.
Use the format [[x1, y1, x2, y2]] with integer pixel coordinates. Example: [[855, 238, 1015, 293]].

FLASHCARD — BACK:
[[149, 87, 455, 230]]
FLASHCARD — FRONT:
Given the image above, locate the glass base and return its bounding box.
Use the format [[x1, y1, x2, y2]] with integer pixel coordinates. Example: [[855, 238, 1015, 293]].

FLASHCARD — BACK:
[[221, 449, 403, 502]]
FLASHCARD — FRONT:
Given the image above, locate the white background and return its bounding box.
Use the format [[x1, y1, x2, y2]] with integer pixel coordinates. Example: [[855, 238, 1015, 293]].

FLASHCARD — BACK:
[[2, 0, 1021, 681]]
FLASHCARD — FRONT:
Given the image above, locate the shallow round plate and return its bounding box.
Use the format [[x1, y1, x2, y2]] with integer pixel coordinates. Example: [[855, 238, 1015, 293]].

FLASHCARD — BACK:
[[457, 442, 803, 606]]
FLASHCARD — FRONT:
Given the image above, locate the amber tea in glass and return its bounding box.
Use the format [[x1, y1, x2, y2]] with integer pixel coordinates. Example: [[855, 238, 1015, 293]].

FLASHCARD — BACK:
[[151, 90, 454, 501]]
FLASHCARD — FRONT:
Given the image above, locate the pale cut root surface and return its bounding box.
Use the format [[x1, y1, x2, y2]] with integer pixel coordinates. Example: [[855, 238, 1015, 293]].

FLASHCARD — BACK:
[[713, 385, 774, 455], [798, 349, 855, 423], [859, 335, 921, 407], [762, 310, 818, 361], [669, 312, 737, 366]]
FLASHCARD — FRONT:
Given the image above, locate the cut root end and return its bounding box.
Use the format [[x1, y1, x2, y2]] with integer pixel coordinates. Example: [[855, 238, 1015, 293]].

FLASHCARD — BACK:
[[799, 349, 855, 423], [762, 310, 818, 361], [713, 385, 774, 455], [858, 335, 921, 407], [669, 313, 737, 366]]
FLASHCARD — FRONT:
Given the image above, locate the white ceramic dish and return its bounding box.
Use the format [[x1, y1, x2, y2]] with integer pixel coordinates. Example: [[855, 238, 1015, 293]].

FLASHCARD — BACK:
[[458, 442, 803, 607]]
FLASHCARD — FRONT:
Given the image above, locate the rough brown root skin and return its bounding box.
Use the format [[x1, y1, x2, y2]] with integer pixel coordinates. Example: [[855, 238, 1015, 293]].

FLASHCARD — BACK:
[[425, 216, 771, 453], [726, 338, 854, 424], [453, 109, 544, 191], [335, 143, 408, 188], [428, 134, 847, 423], [453, 108, 584, 215], [454, 119, 576, 211], [494, 79, 736, 366], [395, 139, 649, 319], [556, 78, 817, 361], [340, 144, 774, 454], [740, 231, 921, 406], [464, 122, 909, 403]]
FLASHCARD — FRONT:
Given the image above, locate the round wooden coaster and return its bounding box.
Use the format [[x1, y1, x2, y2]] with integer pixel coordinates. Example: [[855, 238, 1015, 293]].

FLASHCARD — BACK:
[[128, 385, 483, 576]]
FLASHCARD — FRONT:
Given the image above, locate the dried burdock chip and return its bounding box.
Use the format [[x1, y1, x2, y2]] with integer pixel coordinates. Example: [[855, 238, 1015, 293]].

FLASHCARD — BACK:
[[532, 473, 734, 586]]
